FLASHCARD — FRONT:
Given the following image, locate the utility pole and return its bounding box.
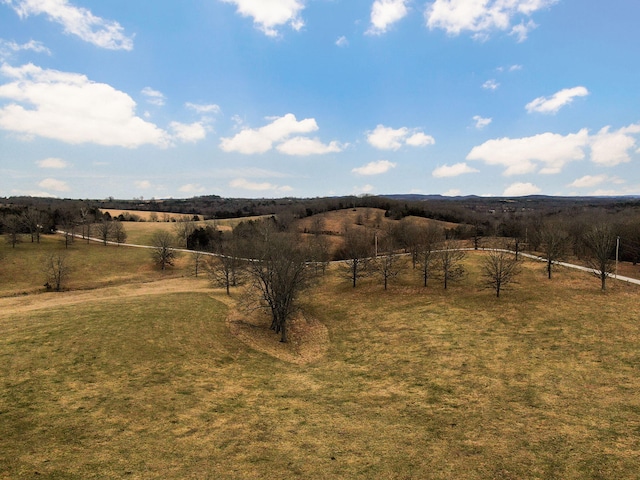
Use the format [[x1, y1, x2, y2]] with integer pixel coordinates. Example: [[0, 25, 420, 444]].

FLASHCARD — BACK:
[[615, 236, 620, 279]]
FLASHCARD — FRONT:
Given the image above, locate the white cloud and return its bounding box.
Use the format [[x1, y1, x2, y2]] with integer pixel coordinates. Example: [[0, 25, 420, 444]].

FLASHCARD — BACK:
[[0, 63, 170, 148], [36, 157, 68, 168], [590, 124, 640, 166], [135, 180, 152, 189], [179, 183, 206, 194], [185, 102, 221, 115], [510, 20, 536, 42], [509, 64, 523, 72], [406, 132, 436, 147], [432, 162, 478, 178], [335, 36, 348, 47], [503, 182, 541, 196], [352, 160, 397, 176], [443, 189, 461, 196], [368, 0, 409, 35], [169, 121, 208, 143], [141, 87, 165, 107], [38, 177, 69, 192], [221, 0, 305, 37], [276, 137, 343, 155], [6, 0, 134, 50], [229, 177, 292, 192], [467, 130, 589, 176], [0, 39, 51, 59], [526, 86, 589, 114], [472, 115, 492, 129], [367, 124, 435, 150], [426, 0, 557, 41], [482, 79, 499, 90], [568, 174, 608, 188], [220, 113, 341, 156]]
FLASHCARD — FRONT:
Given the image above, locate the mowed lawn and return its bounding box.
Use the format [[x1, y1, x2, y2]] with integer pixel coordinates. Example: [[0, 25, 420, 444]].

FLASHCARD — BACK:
[[1, 242, 640, 478]]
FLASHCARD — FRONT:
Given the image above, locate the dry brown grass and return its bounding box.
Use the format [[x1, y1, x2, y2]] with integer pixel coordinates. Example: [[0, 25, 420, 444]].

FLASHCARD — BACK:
[[1, 242, 640, 479], [295, 208, 458, 235], [101, 208, 201, 221]]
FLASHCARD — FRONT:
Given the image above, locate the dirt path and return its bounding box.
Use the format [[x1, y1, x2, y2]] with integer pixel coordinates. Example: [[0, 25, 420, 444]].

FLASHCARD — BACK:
[[0, 277, 213, 319]]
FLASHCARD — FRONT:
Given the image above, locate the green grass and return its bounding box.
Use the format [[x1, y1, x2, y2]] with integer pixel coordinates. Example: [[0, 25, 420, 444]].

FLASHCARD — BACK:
[[1, 243, 640, 478]]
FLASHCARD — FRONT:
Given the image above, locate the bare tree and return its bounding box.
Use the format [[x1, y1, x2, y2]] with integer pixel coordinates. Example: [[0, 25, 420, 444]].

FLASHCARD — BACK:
[[482, 249, 521, 297], [537, 222, 568, 279], [206, 247, 244, 295], [3, 214, 22, 248], [437, 239, 465, 289], [173, 216, 197, 248], [583, 223, 617, 291], [373, 253, 403, 290], [245, 227, 311, 342], [58, 210, 77, 248], [111, 220, 127, 246], [416, 225, 442, 287], [309, 234, 331, 276], [192, 250, 205, 278], [151, 231, 177, 271], [392, 219, 422, 269], [43, 253, 71, 291], [340, 226, 373, 288], [79, 207, 92, 243], [96, 218, 113, 246], [22, 208, 46, 243]]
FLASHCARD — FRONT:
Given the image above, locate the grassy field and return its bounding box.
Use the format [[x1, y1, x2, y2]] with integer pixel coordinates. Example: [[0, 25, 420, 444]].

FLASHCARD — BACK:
[[1, 235, 640, 479]]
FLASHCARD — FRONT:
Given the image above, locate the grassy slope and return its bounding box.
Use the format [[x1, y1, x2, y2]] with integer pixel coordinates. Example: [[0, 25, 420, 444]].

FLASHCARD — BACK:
[[1, 233, 640, 479]]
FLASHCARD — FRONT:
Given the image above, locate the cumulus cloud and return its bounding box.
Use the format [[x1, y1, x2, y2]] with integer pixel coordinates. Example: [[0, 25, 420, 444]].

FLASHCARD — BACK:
[[36, 157, 68, 168], [568, 174, 608, 188], [220, 0, 305, 37], [468, 123, 640, 174], [432, 162, 478, 178], [526, 86, 589, 114], [141, 87, 165, 107], [426, 0, 557, 41], [368, 0, 409, 35], [367, 124, 435, 150], [467, 130, 589, 176], [169, 121, 208, 143], [406, 132, 436, 147], [503, 182, 541, 196], [229, 177, 292, 192], [5, 0, 134, 50], [277, 136, 343, 156], [38, 177, 69, 192], [135, 180, 152, 189], [0, 63, 170, 148], [473, 115, 492, 129], [220, 113, 341, 156], [589, 124, 640, 166], [352, 160, 397, 176]]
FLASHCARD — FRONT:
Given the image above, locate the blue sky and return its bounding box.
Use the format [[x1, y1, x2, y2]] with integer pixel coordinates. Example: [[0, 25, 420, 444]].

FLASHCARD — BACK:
[[1, 0, 639, 199]]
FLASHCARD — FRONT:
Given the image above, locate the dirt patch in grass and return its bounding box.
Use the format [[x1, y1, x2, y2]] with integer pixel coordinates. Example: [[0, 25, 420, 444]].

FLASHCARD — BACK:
[[226, 307, 329, 365]]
